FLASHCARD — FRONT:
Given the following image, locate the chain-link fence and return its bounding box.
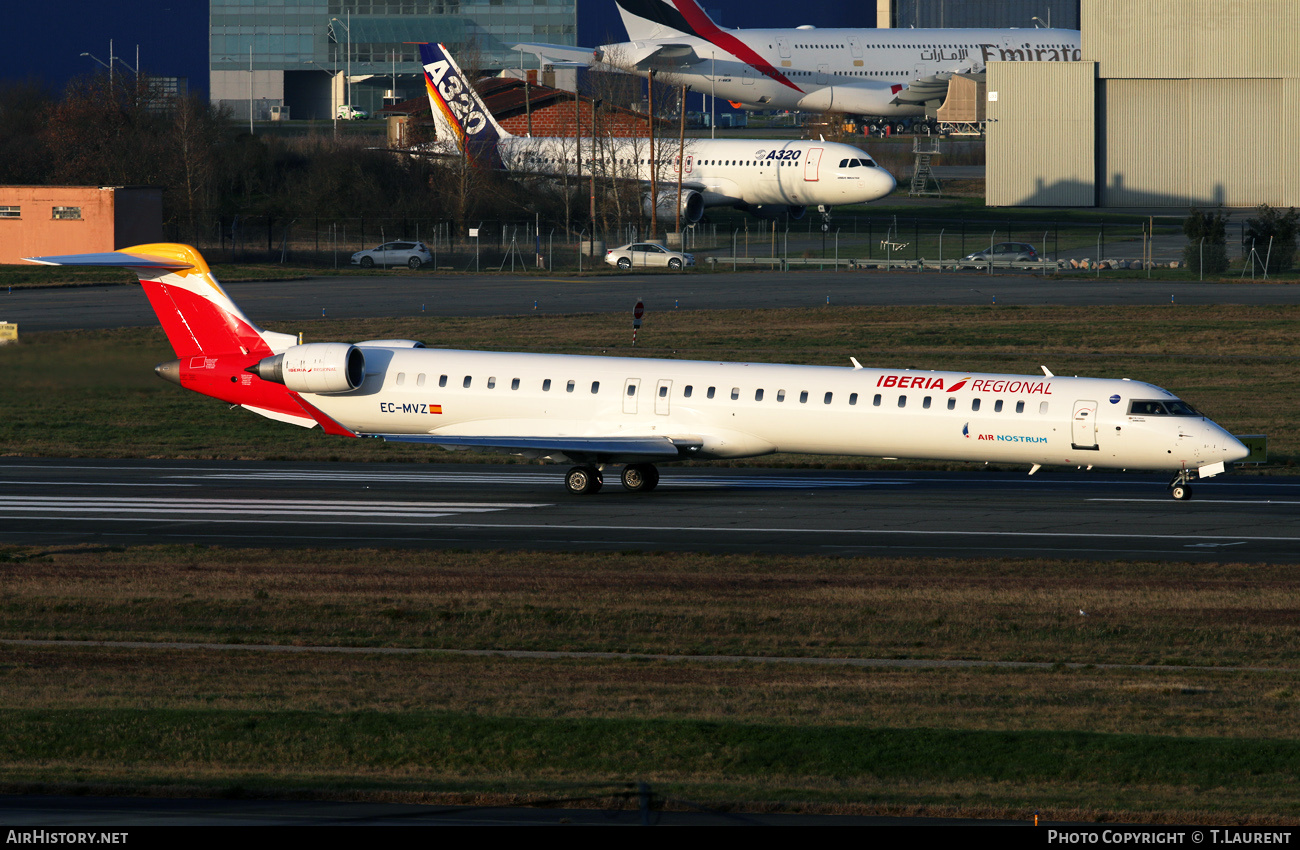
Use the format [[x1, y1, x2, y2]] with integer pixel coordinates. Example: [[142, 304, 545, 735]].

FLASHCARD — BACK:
[[164, 211, 1276, 273]]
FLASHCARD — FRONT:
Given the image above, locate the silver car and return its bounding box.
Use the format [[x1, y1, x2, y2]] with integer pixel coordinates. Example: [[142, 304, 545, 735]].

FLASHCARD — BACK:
[[605, 242, 694, 271], [961, 241, 1039, 266], [350, 241, 433, 270]]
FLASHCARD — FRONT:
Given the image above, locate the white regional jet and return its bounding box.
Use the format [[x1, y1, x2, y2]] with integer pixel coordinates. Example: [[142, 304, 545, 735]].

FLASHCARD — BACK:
[[516, 0, 1082, 118], [29, 244, 1246, 499], [419, 41, 894, 223]]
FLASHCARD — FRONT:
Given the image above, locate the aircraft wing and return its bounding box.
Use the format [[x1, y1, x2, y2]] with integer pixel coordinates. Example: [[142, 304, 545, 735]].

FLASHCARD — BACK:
[[618, 41, 706, 67], [373, 433, 702, 461], [511, 42, 597, 68]]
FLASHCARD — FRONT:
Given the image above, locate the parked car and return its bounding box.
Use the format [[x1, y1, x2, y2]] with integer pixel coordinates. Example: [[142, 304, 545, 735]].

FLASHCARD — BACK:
[[604, 242, 695, 271], [961, 242, 1039, 266], [350, 241, 433, 269], [336, 105, 369, 120]]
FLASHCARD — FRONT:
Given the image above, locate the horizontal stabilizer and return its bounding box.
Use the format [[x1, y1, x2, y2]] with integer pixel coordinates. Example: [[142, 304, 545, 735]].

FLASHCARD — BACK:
[[25, 251, 194, 271], [375, 434, 691, 458], [511, 42, 596, 67]]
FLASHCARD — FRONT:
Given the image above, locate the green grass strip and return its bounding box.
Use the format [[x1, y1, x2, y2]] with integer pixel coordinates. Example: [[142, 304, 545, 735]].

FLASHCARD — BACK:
[[4, 709, 1297, 789]]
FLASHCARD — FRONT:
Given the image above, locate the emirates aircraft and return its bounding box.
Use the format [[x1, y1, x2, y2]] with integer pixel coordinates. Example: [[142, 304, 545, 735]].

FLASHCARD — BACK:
[[29, 244, 1245, 499], [516, 0, 1081, 117], [419, 42, 894, 223]]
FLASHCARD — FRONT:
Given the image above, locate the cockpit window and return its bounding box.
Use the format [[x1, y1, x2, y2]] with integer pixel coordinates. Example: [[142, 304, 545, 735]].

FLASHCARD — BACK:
[[1128, 399, 1200, 416], [1166, 400, 1200, 416]]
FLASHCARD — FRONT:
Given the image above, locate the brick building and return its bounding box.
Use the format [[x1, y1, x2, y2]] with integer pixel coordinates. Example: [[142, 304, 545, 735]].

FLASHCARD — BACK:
[[381, 75, 661, 148], [0, 186, 163, 264]]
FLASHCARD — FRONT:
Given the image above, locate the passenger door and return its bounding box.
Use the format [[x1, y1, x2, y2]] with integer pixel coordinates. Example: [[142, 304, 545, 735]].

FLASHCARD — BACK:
[[1072, 400, 1099, 450], [803, 147, 823, 182]]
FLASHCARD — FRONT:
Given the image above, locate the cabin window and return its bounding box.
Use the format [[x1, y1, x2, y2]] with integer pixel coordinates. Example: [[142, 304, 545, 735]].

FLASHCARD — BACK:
[[824, 392, 833, 404], [566, 380, 575, 393], [627, 384, 637, 396], [684, 385, 693, 398], [1040, 402, 1049, 415], [897, 395, 907, 408], [487, 377, 497, 389], [439, 375, 447, 387], [511, 378, 520, 390], [543, 379, 552, 391], [396, 372, 406, 386], [994, 399, 1003, 413], [799, 391, 809, 404], [849, 393, 858, 406], [948, 398, 956, 410], [463, 376, 471, 388], [591, 381, 600, 394], [707, 387, 716, 399], [873, 394, 882, 406], [731, 387, 740, 400], [777, 389, 786, 402], [416, 374, 426, 387], [1016, 401, 1025, 413], [755, 389, 764, 401], [659, 385, 668, 398], [971, 398, 981, 411]]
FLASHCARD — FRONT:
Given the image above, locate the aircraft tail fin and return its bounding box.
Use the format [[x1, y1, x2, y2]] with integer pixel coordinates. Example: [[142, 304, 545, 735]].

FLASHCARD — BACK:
[[615, 0, 718, 40], [25, 243, 296, 359], [418, 42, 510, 168]]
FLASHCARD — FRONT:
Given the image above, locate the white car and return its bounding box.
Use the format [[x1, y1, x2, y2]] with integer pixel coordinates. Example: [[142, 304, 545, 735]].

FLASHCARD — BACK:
[[336, 105, 369, 120], [604, 242, 694, 271], [350, 241, 433, 269]]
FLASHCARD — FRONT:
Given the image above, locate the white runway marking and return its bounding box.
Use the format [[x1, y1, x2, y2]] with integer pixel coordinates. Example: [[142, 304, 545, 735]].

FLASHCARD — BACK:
[[0, 496, 550, 523]]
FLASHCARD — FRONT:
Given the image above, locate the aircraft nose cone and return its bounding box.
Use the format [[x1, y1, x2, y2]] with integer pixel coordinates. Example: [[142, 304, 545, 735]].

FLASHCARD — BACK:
[[1225, 434, 1250, 463]]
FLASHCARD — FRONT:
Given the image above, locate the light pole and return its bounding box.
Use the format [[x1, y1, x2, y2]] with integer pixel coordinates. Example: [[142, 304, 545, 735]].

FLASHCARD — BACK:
[[329, 13, 352, 119]]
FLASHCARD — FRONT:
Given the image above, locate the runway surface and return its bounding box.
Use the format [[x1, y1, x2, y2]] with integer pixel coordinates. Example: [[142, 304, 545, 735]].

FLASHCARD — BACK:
[[3, 458, 1296, 562], [9, 271, 1300, 333]]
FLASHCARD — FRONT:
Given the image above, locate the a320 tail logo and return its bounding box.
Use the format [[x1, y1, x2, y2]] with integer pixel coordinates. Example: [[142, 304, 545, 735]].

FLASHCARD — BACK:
[[425, 59, 488, 137]]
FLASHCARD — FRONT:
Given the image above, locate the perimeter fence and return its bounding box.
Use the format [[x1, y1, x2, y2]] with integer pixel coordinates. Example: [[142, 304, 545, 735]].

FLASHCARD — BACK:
[[163, 212, 1270, 273]]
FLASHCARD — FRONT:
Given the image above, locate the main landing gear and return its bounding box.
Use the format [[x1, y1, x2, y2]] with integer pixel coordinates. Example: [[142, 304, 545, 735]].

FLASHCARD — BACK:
[[564, 464, 661, 495], [1169, 470, 1195, 501]]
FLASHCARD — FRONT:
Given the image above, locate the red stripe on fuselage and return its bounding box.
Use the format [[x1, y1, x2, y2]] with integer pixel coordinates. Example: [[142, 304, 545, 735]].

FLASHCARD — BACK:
[[671, 0, 803, 94]]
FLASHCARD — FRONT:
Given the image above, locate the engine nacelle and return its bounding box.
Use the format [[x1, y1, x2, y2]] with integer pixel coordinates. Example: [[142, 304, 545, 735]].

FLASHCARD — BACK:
[[251, 343, 366, 394], [642, 189, 705, 224], [796, 82, 922, 118], [742, 204, 807, 221]]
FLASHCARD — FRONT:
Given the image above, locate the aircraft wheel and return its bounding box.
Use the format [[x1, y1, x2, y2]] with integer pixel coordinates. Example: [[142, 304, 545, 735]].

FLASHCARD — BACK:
[[621, 463, 660, 492], [408, 256, 422, 270], [1171, 484, 1193, 501], [566, 465, 603, 495], [617, 257, 631, 270]]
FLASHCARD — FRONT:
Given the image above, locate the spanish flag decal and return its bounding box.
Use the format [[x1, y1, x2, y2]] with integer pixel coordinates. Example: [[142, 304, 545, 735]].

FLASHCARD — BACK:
[[430, 404, 443, 414]]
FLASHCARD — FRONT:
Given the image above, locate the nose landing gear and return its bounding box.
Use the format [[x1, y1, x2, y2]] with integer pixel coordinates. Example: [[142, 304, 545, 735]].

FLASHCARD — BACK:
[[1169, 470, 1195, 501]]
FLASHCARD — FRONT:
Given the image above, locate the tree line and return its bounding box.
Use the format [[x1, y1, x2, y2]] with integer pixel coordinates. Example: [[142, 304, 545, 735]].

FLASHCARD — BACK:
[[0, 73, 582, 244]]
